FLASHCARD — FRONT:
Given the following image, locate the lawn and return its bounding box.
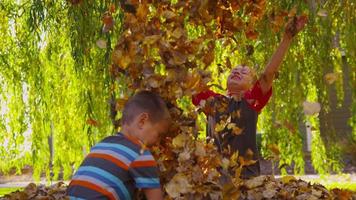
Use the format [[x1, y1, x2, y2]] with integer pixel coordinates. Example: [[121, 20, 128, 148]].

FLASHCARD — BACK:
[[0, 187, 22, 197]]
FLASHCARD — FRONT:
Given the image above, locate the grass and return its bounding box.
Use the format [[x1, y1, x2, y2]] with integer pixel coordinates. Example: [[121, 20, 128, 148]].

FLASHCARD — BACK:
[[296, 173, 356, 192], [307, 179, 356, 191], [0, 187, 22, 197]]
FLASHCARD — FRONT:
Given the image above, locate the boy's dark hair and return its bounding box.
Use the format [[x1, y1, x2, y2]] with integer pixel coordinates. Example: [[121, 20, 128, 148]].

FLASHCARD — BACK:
[[121, 91, 170, 125]]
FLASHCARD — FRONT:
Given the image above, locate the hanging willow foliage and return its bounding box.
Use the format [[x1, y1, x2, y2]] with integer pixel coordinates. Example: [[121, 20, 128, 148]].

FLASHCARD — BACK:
[[0, 0, 355, 184]]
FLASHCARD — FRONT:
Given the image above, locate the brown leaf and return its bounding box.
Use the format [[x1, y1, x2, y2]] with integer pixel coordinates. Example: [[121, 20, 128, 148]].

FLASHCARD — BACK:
[[136, 3, 149, 21]]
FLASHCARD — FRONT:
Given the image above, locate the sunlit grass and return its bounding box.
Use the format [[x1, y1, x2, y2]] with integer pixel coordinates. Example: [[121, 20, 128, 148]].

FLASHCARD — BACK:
[[0, 187, 22, 197], [296, 174, 356, 191]]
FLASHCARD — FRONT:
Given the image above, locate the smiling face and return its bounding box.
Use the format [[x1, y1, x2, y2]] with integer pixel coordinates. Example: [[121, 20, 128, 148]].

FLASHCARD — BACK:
[[227, 65, 254, 93]]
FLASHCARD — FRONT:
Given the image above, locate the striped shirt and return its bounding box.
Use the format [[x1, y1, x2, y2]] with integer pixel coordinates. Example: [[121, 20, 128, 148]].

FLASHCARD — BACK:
[[68, 133, 160, 200]]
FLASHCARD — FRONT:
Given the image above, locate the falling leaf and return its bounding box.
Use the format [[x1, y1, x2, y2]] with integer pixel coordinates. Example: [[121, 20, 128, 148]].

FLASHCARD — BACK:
[[245, 29, 259, 40], [147, 77, 161, 88], [86, 118, 99, 126], [267, 144, 280, 156], [324, 72, 338, 84], [162, 10, 176, 19], [317, 9, 328, 17], [70, 0, 83, 5], [96, 39, 107, 49], [171, 27, 185, 39], [143, 35, 161, 45], [172, 134, 188, 148], [109, 4, 116, 13], [202, 51, 215, 66], [215, 121, 227, 132], [221, 157, 230, 170], [194, 141, 206, 157], [165, 173, 192, 198], [115, 98, 128, 111], [136, 3, 149, 21], [178, 150, 191, 161], [102, 12, 114, 26], [303, 101, 321, 115], [288, 6, 297, 17]]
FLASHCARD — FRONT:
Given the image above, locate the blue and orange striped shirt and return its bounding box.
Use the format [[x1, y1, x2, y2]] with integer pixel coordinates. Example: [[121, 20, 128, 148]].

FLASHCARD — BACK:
[[68, 133, 160, 200]]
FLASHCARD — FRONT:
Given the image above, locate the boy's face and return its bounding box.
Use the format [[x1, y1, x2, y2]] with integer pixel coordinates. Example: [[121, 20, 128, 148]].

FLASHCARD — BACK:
[[227, 65, 253, 92], [142, 119, 169, 146], [135, 113, 170, 146]]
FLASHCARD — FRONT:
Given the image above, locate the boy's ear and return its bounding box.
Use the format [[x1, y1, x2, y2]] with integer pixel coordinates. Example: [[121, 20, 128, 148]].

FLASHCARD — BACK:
[[137, 112, 149, 129]]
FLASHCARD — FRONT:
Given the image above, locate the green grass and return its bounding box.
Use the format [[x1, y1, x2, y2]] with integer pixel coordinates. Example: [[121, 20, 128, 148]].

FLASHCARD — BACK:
[[296, 174, 356, 192], [0, 187, 22, 197], [311, 181, 356, 191]]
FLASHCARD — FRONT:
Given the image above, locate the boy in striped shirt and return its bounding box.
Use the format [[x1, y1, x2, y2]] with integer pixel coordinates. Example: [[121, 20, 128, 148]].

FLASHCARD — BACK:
[[68, 91, 171, 200]]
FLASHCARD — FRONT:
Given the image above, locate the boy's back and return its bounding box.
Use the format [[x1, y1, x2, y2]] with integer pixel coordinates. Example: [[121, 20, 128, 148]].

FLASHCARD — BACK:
[[68, 132, 160, 200]]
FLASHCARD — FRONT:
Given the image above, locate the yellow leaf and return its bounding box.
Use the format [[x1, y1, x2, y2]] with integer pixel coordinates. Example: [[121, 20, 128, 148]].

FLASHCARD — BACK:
[[222, 183, 240, 200], [178, 150, 191, 161], [165, 173, 192, 198], [162, 10, 176, 19], [171, 27, 185, 39], [221, 157, 230, 170], [281, 175, 296, 184], [324, 72, 338, 84], [267, 144, 280, 156], [143, 35, 161, 45], [172, 134, 188, 148], [317, 9, 328, 17], [215, 121, 226, 132]]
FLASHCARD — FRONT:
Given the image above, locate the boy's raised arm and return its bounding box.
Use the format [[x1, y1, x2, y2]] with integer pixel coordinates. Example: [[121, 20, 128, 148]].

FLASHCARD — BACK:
[[259, 15, 308, 94], [143, 188, 164, 200]]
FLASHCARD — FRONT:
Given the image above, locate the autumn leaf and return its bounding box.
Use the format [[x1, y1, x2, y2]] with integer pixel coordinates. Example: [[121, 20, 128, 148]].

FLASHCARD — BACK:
[[136, 3, 149, 22], [194, 141, 206, 157], [86, 118, 99, 126], [172, 134, 188, 148], [303, 101, 321, 116], [165, 173, 193, 198], [96, 39, 107, 49], [317, 9, 328, 17], [267, 144, 280, 156], [245, 29, 259, 40], [324, 72, 339, 84], [243, 176, 267, 189], [223, 183, 240, 200], [227, 123, 243, 135]]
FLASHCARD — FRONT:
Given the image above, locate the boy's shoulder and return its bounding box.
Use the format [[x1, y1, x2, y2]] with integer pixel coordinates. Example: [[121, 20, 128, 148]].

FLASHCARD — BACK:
[[92, 133, 145, 161]]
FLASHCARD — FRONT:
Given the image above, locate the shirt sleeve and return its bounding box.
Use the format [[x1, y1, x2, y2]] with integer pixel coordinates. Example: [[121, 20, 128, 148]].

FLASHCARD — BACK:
[[192, 89, 222, 106], [129, 150, 161, 189], [244, 80, 272, 112]]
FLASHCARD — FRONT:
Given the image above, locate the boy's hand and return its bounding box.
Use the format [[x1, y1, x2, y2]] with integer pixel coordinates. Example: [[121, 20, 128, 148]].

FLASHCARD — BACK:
[[284, 15, 308, 39], [143, 188, 164, 200]]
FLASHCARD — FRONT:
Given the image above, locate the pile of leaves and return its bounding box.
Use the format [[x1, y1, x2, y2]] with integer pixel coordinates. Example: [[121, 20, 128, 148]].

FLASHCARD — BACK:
[[2, 177, 355, 200], [1, 182, 68, 200], [225, 175, 356, 200]]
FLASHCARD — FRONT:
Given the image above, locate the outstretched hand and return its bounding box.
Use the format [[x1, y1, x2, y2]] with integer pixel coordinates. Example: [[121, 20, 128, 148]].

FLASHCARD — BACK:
[[284, 15, 308, 39]]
